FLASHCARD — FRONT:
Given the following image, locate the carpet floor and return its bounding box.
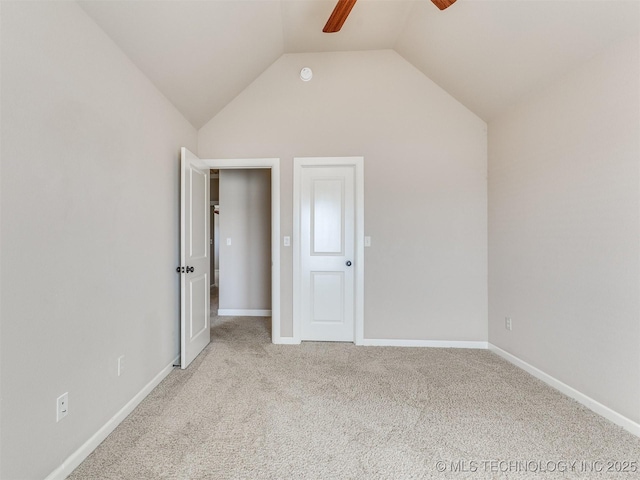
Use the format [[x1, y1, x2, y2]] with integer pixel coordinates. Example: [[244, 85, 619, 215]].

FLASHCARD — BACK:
[[69, 299, 640, 479]]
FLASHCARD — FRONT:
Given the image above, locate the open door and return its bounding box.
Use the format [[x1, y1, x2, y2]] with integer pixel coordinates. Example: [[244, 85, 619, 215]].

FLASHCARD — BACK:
[[179, 147, 210, 368]]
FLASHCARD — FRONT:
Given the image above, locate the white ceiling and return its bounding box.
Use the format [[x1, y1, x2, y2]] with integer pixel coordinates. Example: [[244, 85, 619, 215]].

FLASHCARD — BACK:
[[79, 0, 640, 129], [396, 0, 640, 121]]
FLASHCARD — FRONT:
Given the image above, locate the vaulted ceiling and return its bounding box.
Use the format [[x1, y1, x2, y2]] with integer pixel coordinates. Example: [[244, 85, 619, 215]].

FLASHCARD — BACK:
[[79, 0, 640, 129]]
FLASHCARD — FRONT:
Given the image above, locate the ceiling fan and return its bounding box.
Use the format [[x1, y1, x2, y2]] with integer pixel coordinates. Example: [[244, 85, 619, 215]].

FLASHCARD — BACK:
[[323, 0, 456, 33]]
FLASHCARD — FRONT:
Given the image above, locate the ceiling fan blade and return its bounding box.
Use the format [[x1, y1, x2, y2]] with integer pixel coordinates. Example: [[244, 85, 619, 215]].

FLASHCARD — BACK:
[[431, 0, 457, 10], [323, 0, 358, 33]]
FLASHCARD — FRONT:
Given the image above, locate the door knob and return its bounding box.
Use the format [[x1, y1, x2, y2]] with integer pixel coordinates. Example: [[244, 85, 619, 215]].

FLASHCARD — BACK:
[[345, 261, 352, 267], [187, 266, 195, 273]]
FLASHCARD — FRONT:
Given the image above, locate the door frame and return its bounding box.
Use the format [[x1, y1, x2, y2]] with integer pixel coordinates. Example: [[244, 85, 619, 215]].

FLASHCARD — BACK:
[[191, 157, 282, 344], [293, 157, 364, 345]]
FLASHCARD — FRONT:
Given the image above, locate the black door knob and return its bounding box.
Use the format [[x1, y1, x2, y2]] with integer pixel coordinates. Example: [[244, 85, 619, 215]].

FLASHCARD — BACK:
[[345, 261, 352, 267], [187, 266, 195, 273]]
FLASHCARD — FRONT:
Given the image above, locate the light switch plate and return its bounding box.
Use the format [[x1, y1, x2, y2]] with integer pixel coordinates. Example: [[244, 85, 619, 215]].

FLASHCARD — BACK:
[[57, 392, 69, 422]]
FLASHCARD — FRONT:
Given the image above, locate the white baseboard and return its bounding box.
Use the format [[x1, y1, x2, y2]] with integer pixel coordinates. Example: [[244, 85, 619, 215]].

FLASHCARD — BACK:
[[360, 338, 488, 349], [217, 309, 272, 317], [272, 336, 301, 345], [489, 344, 640, 437], [44, 355, 180, 480]]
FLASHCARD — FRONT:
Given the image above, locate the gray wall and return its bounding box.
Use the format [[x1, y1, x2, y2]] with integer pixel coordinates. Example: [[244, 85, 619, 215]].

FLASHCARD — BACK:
[[0, 2, 197, 478], [219, 169, 272, 311], [199, 50, 488, 341], [488, 34, 640, 423]]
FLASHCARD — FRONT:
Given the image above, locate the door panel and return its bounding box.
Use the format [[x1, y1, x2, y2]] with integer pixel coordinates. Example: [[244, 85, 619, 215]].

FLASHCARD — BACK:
[[301, 166, 355, 341], [312, 178, 344, 255], [190, 276, 208, 338], [190, 168, 207, 258], [311, 272, 344, 322], [180, 147, 210, 369]]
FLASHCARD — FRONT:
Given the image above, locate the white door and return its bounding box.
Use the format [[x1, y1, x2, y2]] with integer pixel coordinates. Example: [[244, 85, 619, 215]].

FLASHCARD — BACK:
[[180, 147, 210, 368], [300, 165, 356, 341]]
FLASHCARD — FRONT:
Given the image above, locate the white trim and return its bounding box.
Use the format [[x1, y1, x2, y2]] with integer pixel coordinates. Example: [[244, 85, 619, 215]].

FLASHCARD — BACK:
[[196, 158, 282, 344], [292, 162, 301, 343], [489, 344, 640, 437], [293, 157, 364, 344], [217, 309, 272, 317], [354, 159, 365, 345], [193, 158, 278, 169], [361, 339, 488, 349], [44, 356, 179, 480], [273, 336, 301, 345]]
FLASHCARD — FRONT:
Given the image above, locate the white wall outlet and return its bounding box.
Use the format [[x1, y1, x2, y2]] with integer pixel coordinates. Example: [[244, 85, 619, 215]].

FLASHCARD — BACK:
[[364, 236, 371, 247], [283, 236, 290, 247], [56, 392, 69, 422], [117, 355, 125, 376], [505, 317, 512, 331]]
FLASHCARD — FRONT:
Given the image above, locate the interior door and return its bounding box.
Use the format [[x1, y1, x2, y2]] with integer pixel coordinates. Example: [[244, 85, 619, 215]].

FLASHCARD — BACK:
[[300, 165, 355, 341], [180, 147, 210, 368]]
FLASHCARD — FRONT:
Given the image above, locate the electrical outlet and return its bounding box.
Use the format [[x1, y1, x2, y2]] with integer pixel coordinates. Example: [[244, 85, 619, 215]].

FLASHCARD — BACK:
[[117, 355, 125, 376], [505, 317, 512, 331], [364, 236, 371, 247], [56, 392, 69, 422]]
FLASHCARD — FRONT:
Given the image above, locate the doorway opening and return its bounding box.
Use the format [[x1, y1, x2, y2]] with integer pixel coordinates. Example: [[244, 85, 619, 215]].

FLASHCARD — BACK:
[[212, 168, 272, 317], [198, 158, 282, 343]]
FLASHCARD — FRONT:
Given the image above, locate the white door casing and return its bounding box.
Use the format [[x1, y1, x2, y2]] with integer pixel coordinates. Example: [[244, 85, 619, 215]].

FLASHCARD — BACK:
[[180, 147, 211, 368], [294, 157, 364, 344], [189, 157, 283, 344]]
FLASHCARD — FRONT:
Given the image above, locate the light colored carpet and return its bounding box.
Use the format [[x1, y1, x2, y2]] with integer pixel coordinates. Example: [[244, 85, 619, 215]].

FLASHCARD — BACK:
[[69, 300, 640, 478]]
